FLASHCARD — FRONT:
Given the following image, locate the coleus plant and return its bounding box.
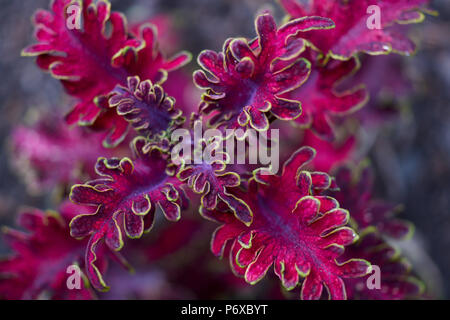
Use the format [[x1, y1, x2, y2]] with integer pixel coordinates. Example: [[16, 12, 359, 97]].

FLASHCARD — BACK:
[[279, 0, 433, 59], [0, 202, 100, 299], [22, 0, 191, 147], [1, 0, 433, 300], [202, 147, 370, 300]]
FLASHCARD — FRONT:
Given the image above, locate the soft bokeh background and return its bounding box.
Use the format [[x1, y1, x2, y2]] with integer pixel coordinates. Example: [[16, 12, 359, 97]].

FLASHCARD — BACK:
[[0, 0, 449, 298]]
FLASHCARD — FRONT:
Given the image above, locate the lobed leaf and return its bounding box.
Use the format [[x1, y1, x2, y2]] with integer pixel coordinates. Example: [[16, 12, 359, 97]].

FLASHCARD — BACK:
[[203, 147, 370, 300], [69, 137, 187, 291], [23, 0, 191, 147], [194, 13, 334, 132], [279, 0, 432, 60]]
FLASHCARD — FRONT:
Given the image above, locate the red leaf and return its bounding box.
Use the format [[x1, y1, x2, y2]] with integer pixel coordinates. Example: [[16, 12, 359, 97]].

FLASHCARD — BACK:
[[0, 204, 100, 299], [69, 138, 186, 291], [194, 13, 334, 132], [23, 0, 191, 147], [341, 229, 424, 299], [109, 76, 185, 141], [176, 138, 253, 226], [333, 165, 413, 239], [279, 0, 431, 59], [286, 48, 368, 140], [301, 129, 356, 172], [10, 112, 113, 193], [204, 147, 369, 300]]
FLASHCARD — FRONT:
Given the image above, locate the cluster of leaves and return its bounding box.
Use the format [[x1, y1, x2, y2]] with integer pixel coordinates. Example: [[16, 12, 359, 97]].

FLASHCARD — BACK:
[[1, 0, 433, 299]]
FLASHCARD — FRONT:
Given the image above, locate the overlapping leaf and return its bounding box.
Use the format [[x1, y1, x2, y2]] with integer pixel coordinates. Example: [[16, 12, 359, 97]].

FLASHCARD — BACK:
[[341, 229, 424, 299], [286, 48, 368, 140], [109, 76, 185, 140], [10, 113, 113, 193], [0, 203, 98, 299], [333, 165, 413, 239], [23, 0, 191, 147], [69, 138, 186, 291], [203, 147, 369, 299], [176, 137, 253, 226], [194, 13, 334, 132], [279, 0, 432, 59]]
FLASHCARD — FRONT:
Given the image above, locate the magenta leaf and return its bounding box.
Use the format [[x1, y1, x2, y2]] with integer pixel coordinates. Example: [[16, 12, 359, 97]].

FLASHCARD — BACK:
[[203, 147, 370, 300], [23, 0, 191, 147], [194, 13, 334, 132], [109, 76, 185, 141], [69, 137, 186, 291], [10, 0, 432, 301], [177, 145, 253, 226], [286, 48, 368, 140], [10, 112, 113, 193], [301, 129, 356, 172], [341, 229, 424, 299], [279, 0, 432, 59], [333, 165, 413, 239], [0, 204, 99, 299]]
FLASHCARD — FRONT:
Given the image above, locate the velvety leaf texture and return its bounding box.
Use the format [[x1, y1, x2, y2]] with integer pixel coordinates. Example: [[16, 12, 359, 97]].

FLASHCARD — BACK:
[[9, 0, 433, 301], [194, 13, 334, 132], [286, 48, 368, 140], [69, 138, 186, 291], [109, 76, 185, 140], [23, 0, 191, 147], [279, 0, 432, 59], [203, 147, 370, 300]]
